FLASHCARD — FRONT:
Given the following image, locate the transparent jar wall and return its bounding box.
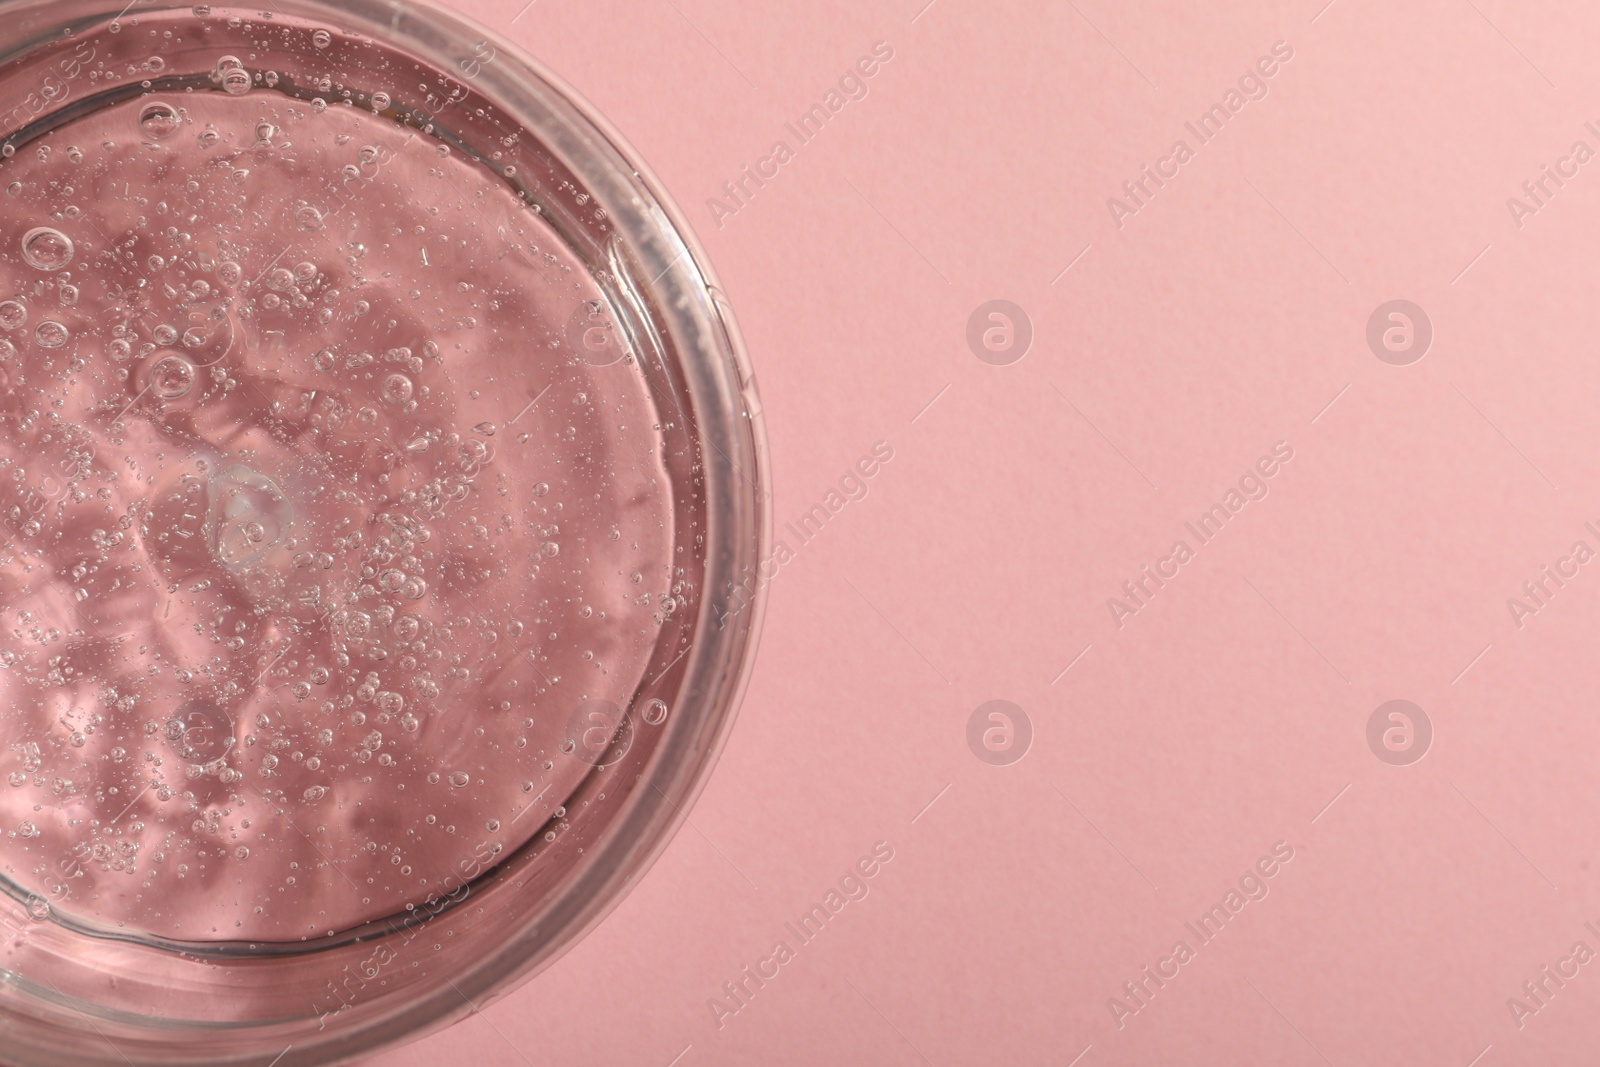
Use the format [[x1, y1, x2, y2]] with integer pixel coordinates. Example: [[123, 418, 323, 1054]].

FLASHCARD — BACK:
[[0, 3, 766, 1065]]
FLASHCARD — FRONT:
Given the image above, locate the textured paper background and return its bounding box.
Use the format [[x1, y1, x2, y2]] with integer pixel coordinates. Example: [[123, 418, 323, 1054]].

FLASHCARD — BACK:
[[366, 1, 1600, 1064]]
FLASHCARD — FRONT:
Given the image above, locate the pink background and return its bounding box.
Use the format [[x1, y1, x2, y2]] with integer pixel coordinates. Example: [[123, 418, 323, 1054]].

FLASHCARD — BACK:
[[367, 1, 1600, 1064]]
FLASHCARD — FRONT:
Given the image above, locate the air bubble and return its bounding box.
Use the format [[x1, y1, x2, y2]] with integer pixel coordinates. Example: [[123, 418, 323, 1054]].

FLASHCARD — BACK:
[[221, 68, 252, 95], [20, 227, 73, 270], [139, 102, 181, 140], [149, 354, 195, 398], [33, 321, 68, 348]]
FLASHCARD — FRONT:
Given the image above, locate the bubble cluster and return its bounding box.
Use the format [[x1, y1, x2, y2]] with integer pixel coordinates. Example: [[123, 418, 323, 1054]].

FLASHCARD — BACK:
[[0, 18, 687, 953]]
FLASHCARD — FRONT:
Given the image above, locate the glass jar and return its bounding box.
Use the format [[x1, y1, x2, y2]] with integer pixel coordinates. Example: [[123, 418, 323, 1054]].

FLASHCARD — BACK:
[[0, 2, 767, 1063]]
